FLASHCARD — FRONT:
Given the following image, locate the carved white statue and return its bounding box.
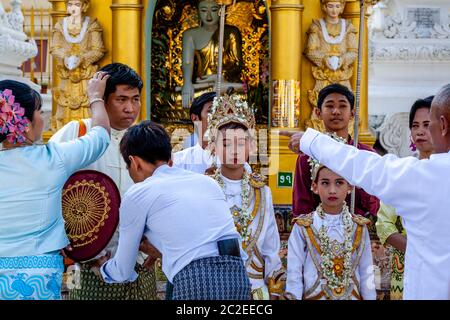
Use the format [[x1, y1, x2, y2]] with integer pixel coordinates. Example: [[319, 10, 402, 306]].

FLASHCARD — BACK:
[[0, 0, 39, 91]]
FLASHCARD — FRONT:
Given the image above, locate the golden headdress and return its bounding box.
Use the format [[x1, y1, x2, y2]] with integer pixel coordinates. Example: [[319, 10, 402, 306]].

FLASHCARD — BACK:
[[205, 93, 256, 148], [309, 132, 347, 182]]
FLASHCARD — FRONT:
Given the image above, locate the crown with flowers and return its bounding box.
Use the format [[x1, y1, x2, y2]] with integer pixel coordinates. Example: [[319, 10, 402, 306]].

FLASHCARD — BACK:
[[0, 89, 30, 144], [204, 93, 256, 148], [308, 132, 347, 182]]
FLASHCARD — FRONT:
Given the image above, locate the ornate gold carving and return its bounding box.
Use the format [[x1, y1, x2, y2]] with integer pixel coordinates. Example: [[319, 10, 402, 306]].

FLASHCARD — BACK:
[[272, 79, 301, 128], [50, 0, 106, 129], [62, 179, 111, 242], [304, 0, 358, 131], [151, 0, 269, 123]]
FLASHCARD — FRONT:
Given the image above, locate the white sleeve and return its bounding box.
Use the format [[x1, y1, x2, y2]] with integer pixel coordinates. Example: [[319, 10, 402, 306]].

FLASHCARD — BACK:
[[260, 188, 283, 289], [100, 193, 146, 283], [49, 120, 80, 143], [300, 128, 423, 217], [286, 224, 306, 300], [171, 149, 187, 169], [357, 227, 377, 300]]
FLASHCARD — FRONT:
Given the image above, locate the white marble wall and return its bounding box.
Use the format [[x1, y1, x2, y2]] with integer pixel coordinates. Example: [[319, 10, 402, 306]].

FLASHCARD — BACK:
[[368, 0, 450, 155]]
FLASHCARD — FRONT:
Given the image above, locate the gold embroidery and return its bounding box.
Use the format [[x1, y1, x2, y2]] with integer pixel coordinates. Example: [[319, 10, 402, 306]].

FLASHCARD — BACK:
[[62, 179, 111, 241]]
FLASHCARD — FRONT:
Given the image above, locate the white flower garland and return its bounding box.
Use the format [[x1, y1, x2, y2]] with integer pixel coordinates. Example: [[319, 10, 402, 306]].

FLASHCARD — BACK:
[[316, 204, 353, 291], [63, 16, 90, 44], [319, 18, 346, 44], [213, 168, 253, 244]]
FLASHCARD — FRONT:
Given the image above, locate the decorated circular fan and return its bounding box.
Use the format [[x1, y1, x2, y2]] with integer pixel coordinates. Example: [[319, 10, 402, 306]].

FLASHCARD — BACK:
[[62, 170, 120, 262]]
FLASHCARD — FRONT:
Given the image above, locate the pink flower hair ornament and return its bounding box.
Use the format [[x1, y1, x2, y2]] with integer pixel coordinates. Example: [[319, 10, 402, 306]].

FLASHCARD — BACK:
[[0, 89, 30, 144]]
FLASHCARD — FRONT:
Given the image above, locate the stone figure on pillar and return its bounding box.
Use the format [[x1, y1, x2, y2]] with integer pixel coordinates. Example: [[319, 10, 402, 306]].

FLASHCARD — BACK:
[[305, 0, 358, 129], [50, 0, 106, 129], [181, 0, 244, 108]]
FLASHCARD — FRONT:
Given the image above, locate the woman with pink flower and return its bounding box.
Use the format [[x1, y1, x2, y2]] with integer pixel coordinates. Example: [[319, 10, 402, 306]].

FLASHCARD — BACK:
[[0, 76, 110, 300]]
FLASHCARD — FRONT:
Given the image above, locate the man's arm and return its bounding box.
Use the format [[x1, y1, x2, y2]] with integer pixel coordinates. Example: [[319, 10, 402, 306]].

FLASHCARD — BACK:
[[100, 195, 146, 283], [300, 129, 423, 215]]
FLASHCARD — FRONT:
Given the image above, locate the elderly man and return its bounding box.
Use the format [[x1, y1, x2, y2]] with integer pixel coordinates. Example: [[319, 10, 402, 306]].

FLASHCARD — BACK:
[[281, 84, 450, 300]]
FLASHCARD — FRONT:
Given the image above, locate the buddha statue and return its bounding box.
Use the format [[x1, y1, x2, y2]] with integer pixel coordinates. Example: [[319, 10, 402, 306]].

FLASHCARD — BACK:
[[181, 0, 244, 108], [50, 0, 106, 129], [305, 0, 357, 108]]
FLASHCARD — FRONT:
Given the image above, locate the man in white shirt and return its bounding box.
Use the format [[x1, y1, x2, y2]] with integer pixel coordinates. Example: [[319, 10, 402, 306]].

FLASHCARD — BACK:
[[97, 121, 251, 300], [173, 92, 216, 174], [50, 63, 156, 300], [281, 83, 450, 300]]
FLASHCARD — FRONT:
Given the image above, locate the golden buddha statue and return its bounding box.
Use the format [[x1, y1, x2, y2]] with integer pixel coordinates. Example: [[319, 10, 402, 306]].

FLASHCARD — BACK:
[[50, 0, 106, 129], [305, 0, 357, 109], [181, 0, 243, 108]]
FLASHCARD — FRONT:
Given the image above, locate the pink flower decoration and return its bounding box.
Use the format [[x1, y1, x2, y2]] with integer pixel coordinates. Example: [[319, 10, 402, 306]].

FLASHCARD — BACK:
[[0, 89, 30, 144]]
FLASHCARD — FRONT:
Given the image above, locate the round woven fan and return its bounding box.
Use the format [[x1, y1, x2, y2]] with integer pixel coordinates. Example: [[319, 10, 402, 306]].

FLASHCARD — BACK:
[[62, 170, 120, 262]]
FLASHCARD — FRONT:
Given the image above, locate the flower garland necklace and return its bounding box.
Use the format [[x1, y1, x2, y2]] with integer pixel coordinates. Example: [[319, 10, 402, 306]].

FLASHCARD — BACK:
[[316, 203, 354, 291], [213, 167, 253, 244], [319, 18, 346, 44], [63, 16, 90, 44]]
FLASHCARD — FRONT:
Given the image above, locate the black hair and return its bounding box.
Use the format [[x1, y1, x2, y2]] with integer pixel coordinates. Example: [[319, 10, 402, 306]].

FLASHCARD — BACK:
[[120, 120, 172, 167], [0, 80, 42, 143], [217, 122, 249, 132], [189, 91, 216, 120], [409, 96, 434, 129], [317, 83, 355, 110], [99, 63, 143, 100]]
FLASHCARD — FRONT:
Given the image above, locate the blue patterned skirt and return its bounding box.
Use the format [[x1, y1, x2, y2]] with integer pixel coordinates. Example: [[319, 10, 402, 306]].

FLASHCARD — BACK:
[[0, 254, 64, 300], [172, 255, 251, 300]]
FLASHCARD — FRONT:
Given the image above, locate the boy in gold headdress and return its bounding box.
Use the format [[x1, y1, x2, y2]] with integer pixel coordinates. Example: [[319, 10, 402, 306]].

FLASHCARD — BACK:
[[205, 94, 285, 300]]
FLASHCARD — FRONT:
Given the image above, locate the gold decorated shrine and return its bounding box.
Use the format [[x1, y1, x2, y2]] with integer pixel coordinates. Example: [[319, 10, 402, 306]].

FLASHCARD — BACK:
[[47, 0, 375, 205]]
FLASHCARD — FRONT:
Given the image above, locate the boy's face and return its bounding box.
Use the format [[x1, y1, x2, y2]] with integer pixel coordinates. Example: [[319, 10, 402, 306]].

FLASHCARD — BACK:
[[312, 167, 351, 211], [215, 128, 250, 169], [318, 92, 354, 134]]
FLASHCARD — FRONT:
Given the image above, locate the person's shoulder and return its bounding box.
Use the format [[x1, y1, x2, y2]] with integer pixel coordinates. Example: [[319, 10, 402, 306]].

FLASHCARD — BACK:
[[308, 19, 321, 32], [351, 213, 371, 226], [249, 172, 267, 189], [88, 17, 102, 29], [292, 212, 314, 227], [172, 146, 194, 163], [122, 179, 153, 202], [183, 27, 198, 38]]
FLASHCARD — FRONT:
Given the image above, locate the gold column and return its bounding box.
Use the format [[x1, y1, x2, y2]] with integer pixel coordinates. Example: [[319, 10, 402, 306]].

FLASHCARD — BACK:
[[270, 0, 303, 129], [343, 0, 374, 145], [111, 0, 145, 120], [269, 0, 303, 205], [47, 0, 67, 136]]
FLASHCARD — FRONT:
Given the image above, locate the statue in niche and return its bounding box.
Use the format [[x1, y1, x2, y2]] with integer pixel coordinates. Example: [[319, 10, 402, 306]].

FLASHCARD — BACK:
[[181, 0, 244, 108], [50, 0, 106, 129], [305, 0, 358, 129]]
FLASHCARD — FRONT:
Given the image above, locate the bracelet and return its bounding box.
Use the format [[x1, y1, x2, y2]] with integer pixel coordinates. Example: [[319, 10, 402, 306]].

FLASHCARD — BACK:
[[89, 98, 104, 106]]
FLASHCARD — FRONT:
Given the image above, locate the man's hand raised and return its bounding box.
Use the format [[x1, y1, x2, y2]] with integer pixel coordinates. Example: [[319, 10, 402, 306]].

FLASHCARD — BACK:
[[279, 130, 304, 154]]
